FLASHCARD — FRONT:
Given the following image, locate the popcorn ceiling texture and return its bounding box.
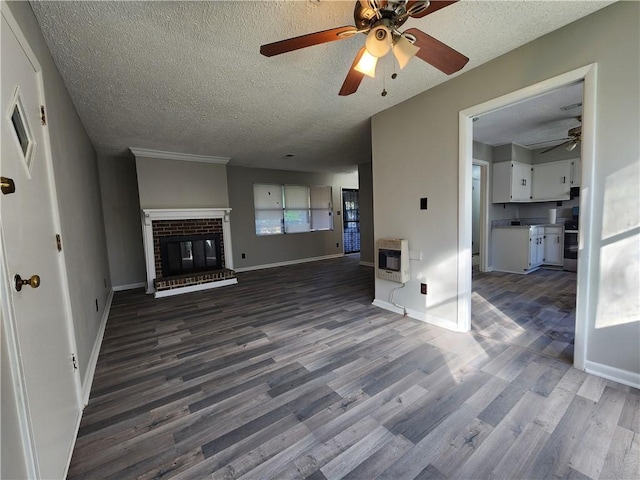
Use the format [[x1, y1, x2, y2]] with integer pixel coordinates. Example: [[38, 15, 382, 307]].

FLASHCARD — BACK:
[[29, 1, 613, 173]]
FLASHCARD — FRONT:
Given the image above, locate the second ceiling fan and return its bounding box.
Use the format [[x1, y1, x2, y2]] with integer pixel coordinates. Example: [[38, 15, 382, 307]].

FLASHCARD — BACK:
[[260, 0, 469, 96]]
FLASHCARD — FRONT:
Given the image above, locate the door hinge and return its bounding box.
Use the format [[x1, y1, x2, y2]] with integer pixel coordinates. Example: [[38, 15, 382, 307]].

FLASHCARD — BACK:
[[71, 354, 78, 370], [40, 105, 46, 125], [56, 234, 62, 252]]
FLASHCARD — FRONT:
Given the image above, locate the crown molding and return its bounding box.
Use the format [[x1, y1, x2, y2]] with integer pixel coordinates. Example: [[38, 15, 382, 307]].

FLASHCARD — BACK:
[[129, 147, 230, 165]]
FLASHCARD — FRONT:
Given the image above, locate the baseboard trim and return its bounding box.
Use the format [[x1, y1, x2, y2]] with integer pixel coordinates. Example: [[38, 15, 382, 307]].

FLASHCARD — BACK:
[[372, 299, 461, 331], [113, 282, 146, 292], [359, 261, 374, 267], [584, 360, 640, 389], [234, 254, 344, 273], [154, 278, 238, 298], [81, 288, 114, 406]]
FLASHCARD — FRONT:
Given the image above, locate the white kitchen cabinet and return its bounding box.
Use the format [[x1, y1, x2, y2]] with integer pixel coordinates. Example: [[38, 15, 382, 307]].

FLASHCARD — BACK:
[[531, 160, 571, 201], [492, 161, 532, 203], [570, 158, 582, 187], [544, 226, 564, 266], [492, 226, 544, 274], [529, 226, 545, 267]]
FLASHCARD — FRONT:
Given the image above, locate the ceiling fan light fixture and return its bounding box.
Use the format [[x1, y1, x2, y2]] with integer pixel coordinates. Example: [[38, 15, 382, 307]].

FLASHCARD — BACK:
[[366, 25, 392, 57], [354, 49, 378, 77], [393, 34, 420, 69]]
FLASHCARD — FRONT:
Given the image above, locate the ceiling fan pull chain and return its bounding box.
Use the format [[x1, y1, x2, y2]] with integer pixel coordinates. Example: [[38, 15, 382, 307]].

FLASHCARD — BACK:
[[382, 55, 388, 96]]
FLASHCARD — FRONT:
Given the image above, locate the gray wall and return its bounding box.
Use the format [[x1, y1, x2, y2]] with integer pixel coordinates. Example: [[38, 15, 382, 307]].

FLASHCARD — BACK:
[[98, 154, 146, 288], [3, 2, 112, 477], [372, 2, 639, 375], [135, 156, 229, 209], [358, 162, 374, 265], [227, 166, 358, 269]]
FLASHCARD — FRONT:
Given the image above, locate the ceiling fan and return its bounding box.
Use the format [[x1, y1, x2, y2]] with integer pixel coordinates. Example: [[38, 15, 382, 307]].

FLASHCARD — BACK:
[[540, 123, 582, 154], [260, 0, 469, 96]]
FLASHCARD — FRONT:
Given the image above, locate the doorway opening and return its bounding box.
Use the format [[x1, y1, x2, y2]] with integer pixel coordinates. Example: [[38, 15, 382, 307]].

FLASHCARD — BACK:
[[342, 189, 360, 254], [472, 160, 489, 272], [458, 64, 598, 371]]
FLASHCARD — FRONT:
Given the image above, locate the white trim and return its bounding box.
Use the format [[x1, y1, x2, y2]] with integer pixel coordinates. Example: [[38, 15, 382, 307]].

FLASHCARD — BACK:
[[81, 289, 113, 406], [112, 282, 146, 292], [372, 298, 405, 315], [458, 64, 597, 374], [584, 360, 640, 390], [0, 218, 39, 479], [154, 278, 238, 298], [234, 253, 344, 273], [371, 299, 461, 331], [359, 261, 375, 267], [130, 147, 230, 165], [141, 208, 233, 294]]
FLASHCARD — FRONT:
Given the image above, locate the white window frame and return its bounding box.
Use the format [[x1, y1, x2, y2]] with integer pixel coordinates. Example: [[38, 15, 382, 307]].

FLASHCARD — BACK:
[[253, 183, 333, 236]]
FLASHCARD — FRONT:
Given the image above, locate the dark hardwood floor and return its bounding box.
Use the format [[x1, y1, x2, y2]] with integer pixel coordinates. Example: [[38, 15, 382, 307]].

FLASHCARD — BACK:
[[68, 256, 639, 479]]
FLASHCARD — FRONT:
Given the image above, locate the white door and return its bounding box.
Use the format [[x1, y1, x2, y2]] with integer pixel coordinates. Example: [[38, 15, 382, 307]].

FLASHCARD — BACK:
[[511, 162, 532, 201], [531, 160, 571, 201], [1, 10, 81, 479]]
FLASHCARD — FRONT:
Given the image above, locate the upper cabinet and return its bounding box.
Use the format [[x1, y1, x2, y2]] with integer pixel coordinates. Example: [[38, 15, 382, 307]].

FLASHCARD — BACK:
[[531, 160, 571, 201], [570, 158, 582, 187], [492, 157, 580, 203], [492, 161, 532, 203]]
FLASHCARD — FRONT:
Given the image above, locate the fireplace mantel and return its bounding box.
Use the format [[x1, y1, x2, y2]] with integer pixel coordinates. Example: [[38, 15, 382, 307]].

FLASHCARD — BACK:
[[141, 208, 234, 295]]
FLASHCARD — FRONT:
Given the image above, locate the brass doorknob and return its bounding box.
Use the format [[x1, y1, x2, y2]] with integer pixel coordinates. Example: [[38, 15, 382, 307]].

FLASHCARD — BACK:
[[15, 274, 40, 292]]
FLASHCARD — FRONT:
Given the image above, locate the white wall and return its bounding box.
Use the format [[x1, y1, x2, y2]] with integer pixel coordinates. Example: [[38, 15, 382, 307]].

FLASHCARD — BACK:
[[372, 2, 639, 376]]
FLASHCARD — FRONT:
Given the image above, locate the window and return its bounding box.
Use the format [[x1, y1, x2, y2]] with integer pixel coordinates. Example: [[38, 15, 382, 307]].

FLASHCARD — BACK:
[[254, 184, 333, 235]]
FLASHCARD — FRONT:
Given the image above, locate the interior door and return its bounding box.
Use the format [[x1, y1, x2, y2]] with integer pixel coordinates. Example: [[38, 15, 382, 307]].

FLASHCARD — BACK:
[[1, 11, 81, 478]]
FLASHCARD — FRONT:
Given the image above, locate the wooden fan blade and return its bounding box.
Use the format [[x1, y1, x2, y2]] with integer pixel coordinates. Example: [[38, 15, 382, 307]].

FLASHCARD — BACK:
[[407, 0, 458, 18], [260, 26, 357, 57], [404, 28, 469, 74], [339, 47, 367, 96]]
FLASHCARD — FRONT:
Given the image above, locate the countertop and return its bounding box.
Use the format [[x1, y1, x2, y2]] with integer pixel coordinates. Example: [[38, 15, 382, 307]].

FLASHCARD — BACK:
[[492, 224, 564, 229]]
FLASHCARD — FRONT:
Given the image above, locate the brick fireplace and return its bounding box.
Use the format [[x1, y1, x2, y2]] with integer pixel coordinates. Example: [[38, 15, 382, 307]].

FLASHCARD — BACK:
[[141, 208, 236, 297]]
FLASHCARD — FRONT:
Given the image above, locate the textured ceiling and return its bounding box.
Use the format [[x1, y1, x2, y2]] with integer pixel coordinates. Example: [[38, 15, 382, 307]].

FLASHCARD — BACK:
[[30, 1, 613, 173], [474, 81, 584, 149]]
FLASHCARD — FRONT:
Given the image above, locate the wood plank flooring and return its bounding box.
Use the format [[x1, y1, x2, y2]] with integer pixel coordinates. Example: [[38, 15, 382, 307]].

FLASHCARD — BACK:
[[68, 257, 639, 479], [472, 267, 577, 363]]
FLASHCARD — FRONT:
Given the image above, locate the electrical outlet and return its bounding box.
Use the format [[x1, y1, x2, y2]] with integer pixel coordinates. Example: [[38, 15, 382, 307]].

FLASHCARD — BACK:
[[420, 197, 428, 210], [420, 283, 427, 295], [336, 243, 340, 248], [241, 253, 246, 259]]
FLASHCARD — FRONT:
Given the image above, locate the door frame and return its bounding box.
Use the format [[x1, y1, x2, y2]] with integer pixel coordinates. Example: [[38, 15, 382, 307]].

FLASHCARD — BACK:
[[1, 4, 81, 476], [472, 159, 490, 272], [457, 64, 597, 371], [341, 187, 360, 254]]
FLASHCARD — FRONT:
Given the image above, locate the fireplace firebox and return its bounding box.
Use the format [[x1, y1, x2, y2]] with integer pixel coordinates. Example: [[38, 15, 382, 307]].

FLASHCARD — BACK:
[[160, 234, 222, 277]]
